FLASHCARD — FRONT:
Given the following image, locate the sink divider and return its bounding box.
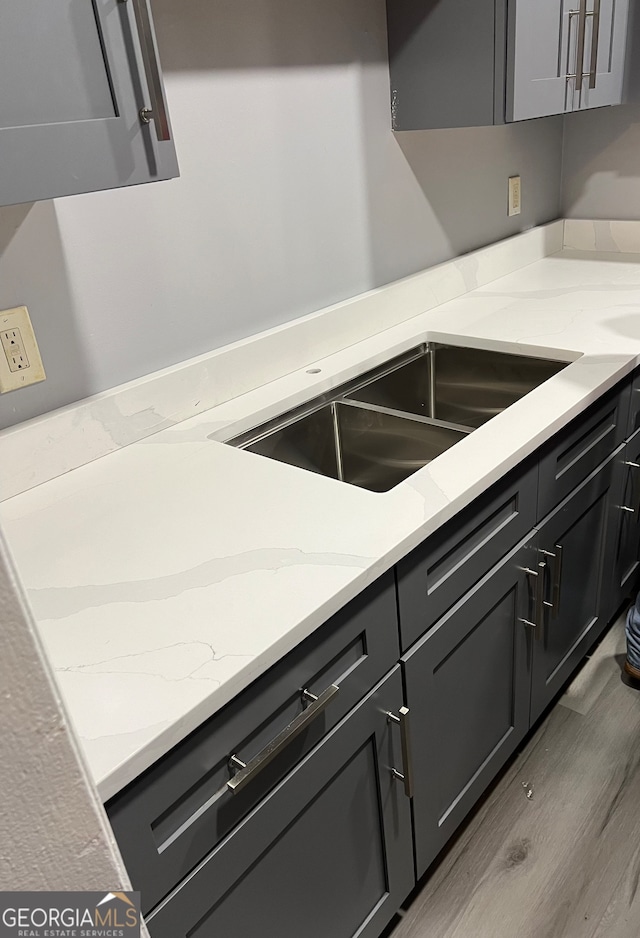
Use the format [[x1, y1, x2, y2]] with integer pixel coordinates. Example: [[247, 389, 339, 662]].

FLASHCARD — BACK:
[[330, 402, 345, 483], [228, 343, 481, 452], [339, 398, 473, 435], [428, 346, 437, 420]]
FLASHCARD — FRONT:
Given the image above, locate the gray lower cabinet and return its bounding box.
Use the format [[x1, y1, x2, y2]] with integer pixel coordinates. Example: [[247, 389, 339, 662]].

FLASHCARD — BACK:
[[402, 538, 535, 879], [1, 0, 178, 206], [530, 447, 622, 723], [605, 429, 640, 618], [145, 667, 415, 938], [108, 571, 399, 916], [109, 374, 638, 938]]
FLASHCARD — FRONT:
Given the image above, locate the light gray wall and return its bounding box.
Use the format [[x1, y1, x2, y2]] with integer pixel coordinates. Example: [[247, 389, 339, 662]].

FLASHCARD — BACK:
[[562, 5, 640, 220], [562, 102, 640, 219], [0, 0, 563, 431], [0, 524, 140, 908]]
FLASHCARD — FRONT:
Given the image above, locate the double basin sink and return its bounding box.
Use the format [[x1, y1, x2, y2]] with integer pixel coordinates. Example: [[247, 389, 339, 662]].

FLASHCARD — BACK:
[[228, 342, 569, 492]]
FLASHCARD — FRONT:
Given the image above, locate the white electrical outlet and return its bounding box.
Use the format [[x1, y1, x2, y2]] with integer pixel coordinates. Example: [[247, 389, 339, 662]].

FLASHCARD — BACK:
[[508, 176, 522, 217], [0, 306, 45, 393]]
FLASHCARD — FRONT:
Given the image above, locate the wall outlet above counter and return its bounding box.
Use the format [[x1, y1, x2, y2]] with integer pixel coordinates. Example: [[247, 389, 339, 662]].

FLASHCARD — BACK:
[[0, 306, 45, 394]]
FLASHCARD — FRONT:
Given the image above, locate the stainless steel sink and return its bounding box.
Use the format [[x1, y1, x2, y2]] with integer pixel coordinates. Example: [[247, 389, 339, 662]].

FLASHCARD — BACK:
[[346, 344, 567, 429], [235, 400, 467, 493], [226, 342, 570, 492]]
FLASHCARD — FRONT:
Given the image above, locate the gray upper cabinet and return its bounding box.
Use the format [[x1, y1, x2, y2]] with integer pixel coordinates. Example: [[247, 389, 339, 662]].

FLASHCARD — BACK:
[[507, 0, 574, 121], [387, 0, 504, 130], [388, 0, 630, 130], [0, 0, 178, 207], [574, 0, 630, 111]]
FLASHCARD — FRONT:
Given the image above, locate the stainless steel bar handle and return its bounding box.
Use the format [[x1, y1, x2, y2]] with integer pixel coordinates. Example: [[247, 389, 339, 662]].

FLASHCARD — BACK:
[[588, 0, 601, 89], [129, 0, 172, 141], [551, 545, 563, 616], [227, 684, 339, 795], [518, 618, 538, 631], [540, 546, 563, 618], [625, 461, 640, 515], [388, 707, 414, 799], [536, 560, 547, 639], [575, 0, 589, 105], [524, 561, 547, 641]]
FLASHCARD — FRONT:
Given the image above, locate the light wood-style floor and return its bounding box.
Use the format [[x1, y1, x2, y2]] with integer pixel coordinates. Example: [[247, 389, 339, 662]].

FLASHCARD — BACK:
[[388, 612, 640, 938]]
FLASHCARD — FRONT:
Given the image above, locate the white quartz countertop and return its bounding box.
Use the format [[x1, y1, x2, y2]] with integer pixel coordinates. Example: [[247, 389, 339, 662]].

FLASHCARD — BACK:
[[4, 234, 640, 801]]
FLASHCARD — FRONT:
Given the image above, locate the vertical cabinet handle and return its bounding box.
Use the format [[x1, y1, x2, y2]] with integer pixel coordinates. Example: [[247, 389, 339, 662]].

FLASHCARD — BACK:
[[387, 706, 414, 799], [575, 0, 589, 104], [551, 545, 563, 616], [625, 461, 640, 515], [226, 684, 340, 795], [540, 545, 563, 618], [121, 0, 172, 141], [588, 0, 601, 89], [535, 559, 547, 639], [522, 561, 547, 641]]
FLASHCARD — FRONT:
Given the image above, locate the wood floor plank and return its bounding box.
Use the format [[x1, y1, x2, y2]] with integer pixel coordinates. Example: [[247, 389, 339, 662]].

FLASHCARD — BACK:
[[389, 618, 640, 938], [590, 842, 640, 938], [559, 611, 629, 716]]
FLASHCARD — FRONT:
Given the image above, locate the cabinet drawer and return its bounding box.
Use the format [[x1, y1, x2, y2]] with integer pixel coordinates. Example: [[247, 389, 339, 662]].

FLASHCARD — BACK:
[[538, 383, 628, 519], [627, 369, 640, 438], [107, 572, 399, 915], [396, 462, 538, 650], [145, 668, 414, 938]]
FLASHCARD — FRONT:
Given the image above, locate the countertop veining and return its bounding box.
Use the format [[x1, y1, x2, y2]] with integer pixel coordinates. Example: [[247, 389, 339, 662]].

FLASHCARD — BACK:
[[3, 231, 640, 801]]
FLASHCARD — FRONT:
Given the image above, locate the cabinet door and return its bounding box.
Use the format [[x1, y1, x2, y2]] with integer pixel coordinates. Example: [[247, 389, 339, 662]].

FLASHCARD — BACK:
[[402, 539, 535, 880], [107, 573, 400, 916], [530, 450, 618, 723], [574, 0, 630, 110], [507, 0, 573, 121], [608, 433, 640, 616], [0, 0, 178, 206], [145, 668, 415, 938]]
